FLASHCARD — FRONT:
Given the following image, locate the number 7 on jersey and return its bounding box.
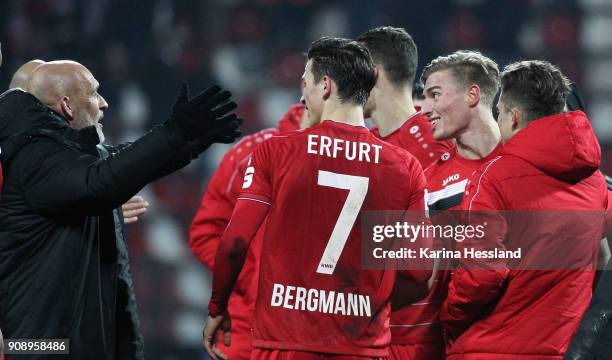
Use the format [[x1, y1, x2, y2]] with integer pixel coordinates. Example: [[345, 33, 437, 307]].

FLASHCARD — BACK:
[[316, 170, 369, 275]]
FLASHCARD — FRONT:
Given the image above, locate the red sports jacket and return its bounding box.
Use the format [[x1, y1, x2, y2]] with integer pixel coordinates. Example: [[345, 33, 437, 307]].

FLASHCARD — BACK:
[[443, 111, 607, 359]]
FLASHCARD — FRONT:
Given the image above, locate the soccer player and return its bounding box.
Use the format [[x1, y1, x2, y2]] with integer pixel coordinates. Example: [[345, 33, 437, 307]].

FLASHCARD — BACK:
[[447, 60, 607, 359], [420, 51, 502, 214], [203, 37, 431, 359], [356, 27, 456, 360], [189, 103, 305, 359], [357, 26, 454, 170], [384, 50, 501, 359]]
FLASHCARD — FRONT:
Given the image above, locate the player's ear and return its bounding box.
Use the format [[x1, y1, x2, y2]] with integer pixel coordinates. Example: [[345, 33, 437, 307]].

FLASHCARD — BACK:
[[60, 96, 75, 121], [322, 75, 332, 100], [510, 107, 522, 132], [465, 84, 481, 108]]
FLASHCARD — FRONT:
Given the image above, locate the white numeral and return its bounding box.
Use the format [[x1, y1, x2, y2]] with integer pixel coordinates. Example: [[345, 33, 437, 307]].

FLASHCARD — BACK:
[[316, 170, 369, 274]]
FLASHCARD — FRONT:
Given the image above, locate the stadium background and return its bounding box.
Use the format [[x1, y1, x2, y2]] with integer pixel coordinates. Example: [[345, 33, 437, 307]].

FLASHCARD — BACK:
[[1, 0, 611, 358]]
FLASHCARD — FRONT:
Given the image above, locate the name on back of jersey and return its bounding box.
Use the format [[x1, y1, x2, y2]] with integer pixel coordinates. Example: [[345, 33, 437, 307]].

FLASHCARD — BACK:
[[270, 283, 372, 317], [307, 134, 382, 164]]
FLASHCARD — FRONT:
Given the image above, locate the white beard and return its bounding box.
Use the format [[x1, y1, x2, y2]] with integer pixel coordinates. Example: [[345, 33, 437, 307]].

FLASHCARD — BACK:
[[95, 124, 105, 144]]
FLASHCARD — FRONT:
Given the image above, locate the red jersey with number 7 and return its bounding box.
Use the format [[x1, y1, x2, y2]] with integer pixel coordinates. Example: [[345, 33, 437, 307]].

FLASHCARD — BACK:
[[239, 120, 428, 357]]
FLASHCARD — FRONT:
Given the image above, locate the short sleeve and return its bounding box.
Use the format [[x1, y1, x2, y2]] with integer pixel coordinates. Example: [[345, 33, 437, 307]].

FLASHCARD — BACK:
[[238, 140, 274, 204]]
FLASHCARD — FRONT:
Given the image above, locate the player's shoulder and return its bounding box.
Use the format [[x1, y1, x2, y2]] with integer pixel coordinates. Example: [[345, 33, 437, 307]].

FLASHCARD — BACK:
[[249, 127, 316, 160], [394, 111, 429, 137], [405, 111, 431, 129], [371, 134, 423, 173], [221, 128, 278, 164], [234, 128, 278, 150], [469, 144, 520, 183], [231, 128, 277, 152], [263, 127, 310, 146], [476, 154, 529, 183]]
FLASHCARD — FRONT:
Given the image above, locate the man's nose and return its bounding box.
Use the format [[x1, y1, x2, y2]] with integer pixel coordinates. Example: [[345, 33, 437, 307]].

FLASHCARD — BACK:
[[421, 97, 433, 118], [99, 94, 109, 110]]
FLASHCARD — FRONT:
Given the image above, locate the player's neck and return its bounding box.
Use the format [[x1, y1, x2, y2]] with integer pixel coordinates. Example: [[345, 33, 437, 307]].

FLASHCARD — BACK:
[[456, 107, 500, 160], [371, 90, 417, 137], [321, 101, 366, 128]]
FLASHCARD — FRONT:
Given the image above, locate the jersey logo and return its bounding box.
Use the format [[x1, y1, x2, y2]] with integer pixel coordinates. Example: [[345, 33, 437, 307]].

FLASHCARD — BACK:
[[410, 125, 419, 134], [242, 157, 255, 189], [442, 173, 460, 187], [441, 152, 451, 161]]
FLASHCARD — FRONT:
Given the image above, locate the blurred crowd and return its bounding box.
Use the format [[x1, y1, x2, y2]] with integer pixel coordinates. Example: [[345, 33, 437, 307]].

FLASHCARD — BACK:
[[1, 0, 610, 358]]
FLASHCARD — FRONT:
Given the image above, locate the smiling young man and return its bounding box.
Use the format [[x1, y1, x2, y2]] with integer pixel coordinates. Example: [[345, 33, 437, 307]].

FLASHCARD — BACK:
[[203, 37, 431, 360], [420, 51, 502, 213], [388, 51, 502, 359]]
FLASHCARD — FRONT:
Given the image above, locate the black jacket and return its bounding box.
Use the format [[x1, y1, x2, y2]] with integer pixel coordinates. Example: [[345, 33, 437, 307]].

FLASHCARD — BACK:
[[0, 89, 193, 359], [564, 259, 612, 360]]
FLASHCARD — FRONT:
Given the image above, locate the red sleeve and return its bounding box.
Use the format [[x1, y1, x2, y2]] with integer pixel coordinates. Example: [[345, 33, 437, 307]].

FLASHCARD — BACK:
[[239, 140, 274, 204], [188, 150, 247, 269], [398, 156, 433, 283], [207, 199, 269, 316], [208, 144, 274, 316], [407, 159, 426, 212], [441, 166, 510, 340]]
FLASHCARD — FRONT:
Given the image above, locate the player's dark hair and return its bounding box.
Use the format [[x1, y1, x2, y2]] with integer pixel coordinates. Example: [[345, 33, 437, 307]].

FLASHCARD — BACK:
[[412, 81, 425, 101], [357, 26, 418, 88], [500, 60, 571, 122], [307, 37, 376, 106], [421, 50, 500, 107]]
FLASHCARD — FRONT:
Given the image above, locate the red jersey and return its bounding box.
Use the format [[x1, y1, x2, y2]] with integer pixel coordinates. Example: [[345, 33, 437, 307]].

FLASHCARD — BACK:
[[240, 120, 427, 357], [190, 104, 304, 359], [425, 144, 503, 213], [387, 145, 502, 348], [371, 111, 454, 170]]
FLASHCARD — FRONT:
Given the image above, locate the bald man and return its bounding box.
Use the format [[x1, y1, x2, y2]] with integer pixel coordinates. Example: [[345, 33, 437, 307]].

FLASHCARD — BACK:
[[27, 60, 108, 143], [9, 59, 45, 90], [0, 60, 241, 359], [7, 59, 147, 223]]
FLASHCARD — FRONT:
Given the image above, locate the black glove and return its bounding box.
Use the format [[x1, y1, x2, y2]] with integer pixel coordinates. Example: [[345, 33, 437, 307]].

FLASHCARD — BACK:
[[167, 82, 237, 142], [185, 114, 243, 159]]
